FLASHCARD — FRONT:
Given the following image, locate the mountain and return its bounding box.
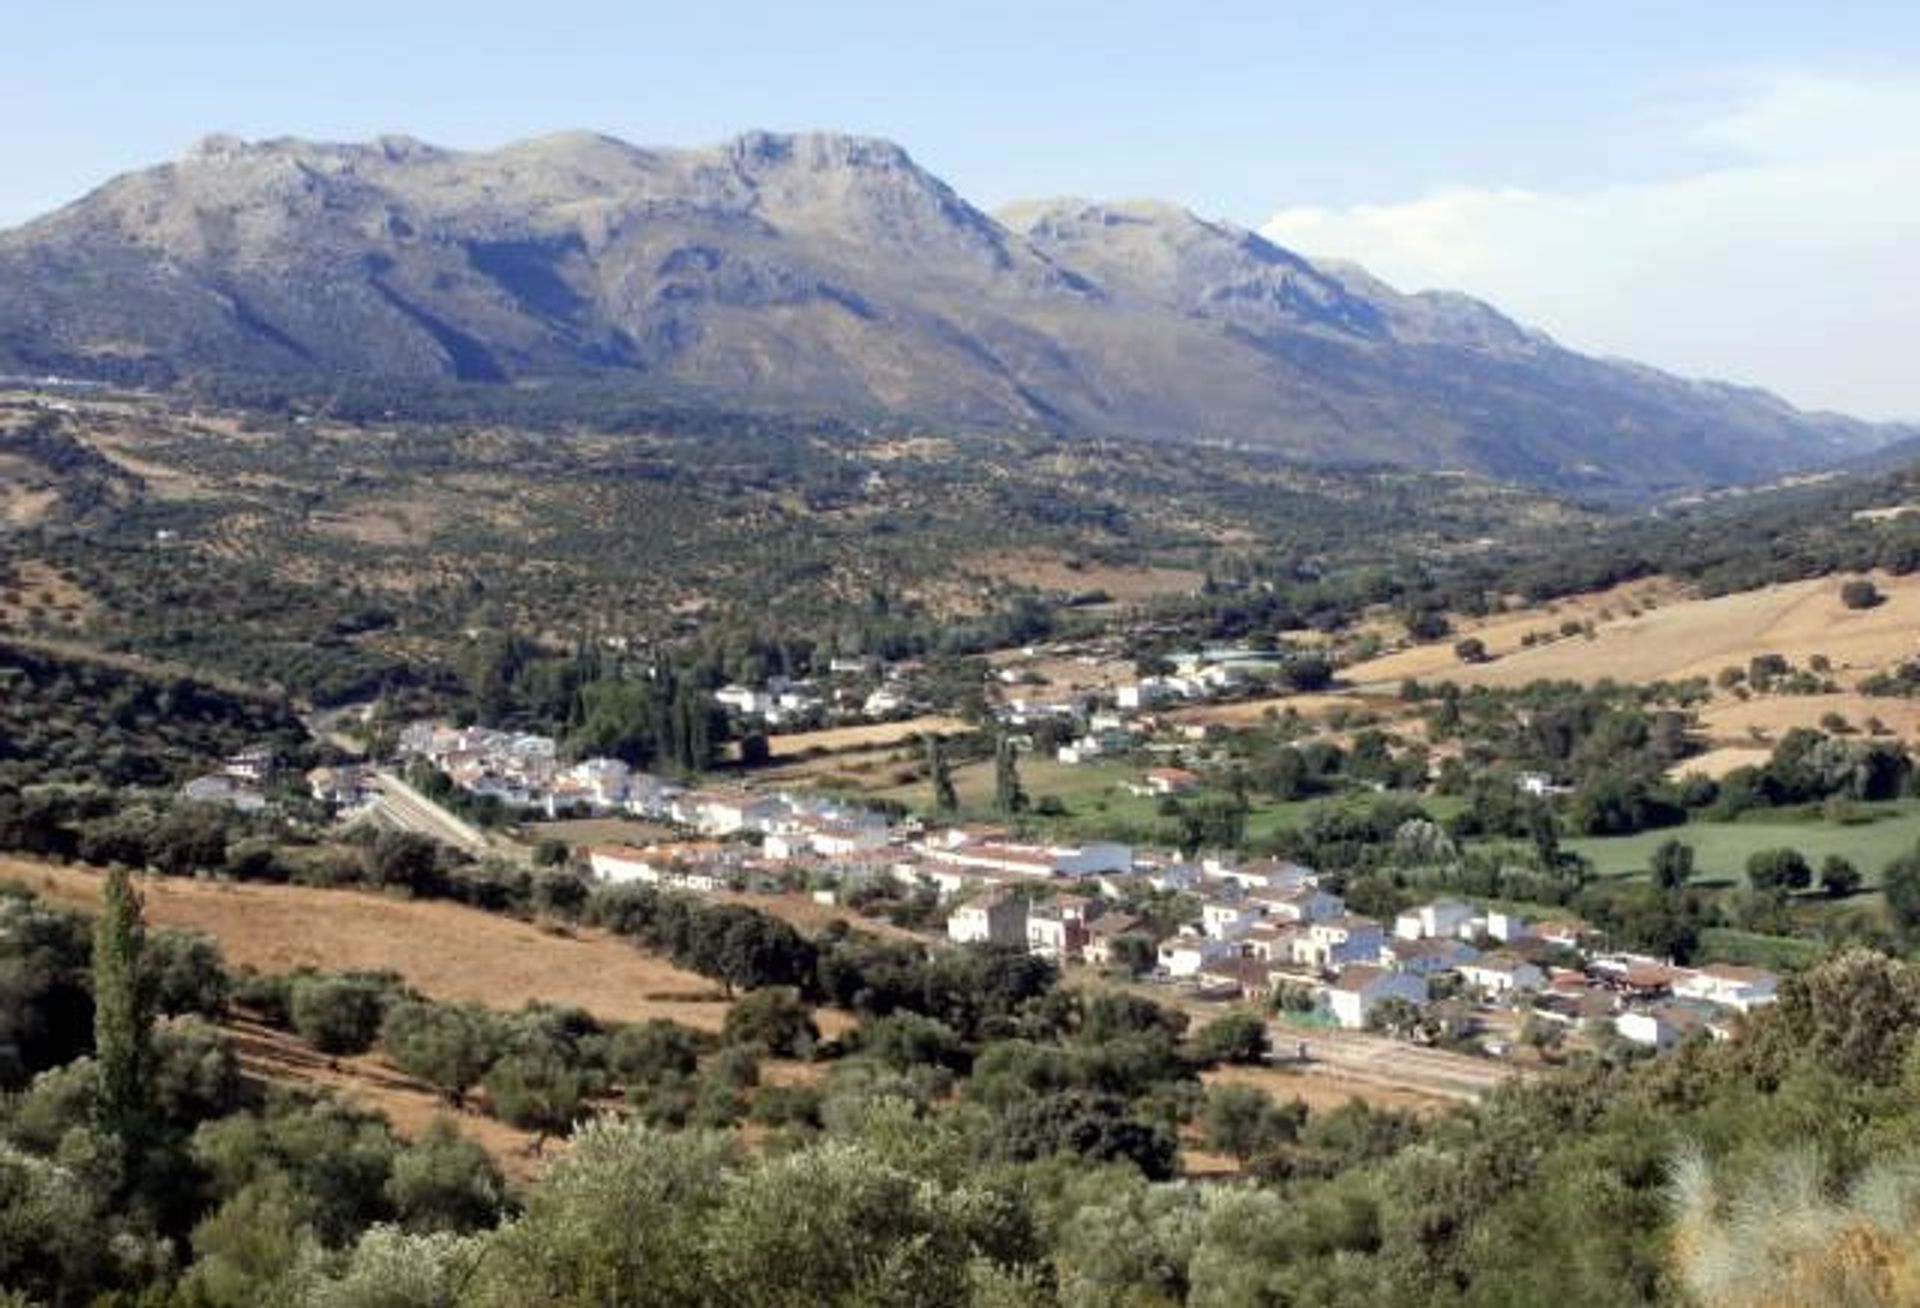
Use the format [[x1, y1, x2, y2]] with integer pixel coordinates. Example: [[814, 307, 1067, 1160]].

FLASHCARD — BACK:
[[0, 130, 1905, 494]]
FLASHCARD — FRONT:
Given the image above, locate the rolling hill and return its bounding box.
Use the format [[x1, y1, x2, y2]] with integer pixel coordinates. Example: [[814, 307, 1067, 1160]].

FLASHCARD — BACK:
[[0, 130, 1905, 494]]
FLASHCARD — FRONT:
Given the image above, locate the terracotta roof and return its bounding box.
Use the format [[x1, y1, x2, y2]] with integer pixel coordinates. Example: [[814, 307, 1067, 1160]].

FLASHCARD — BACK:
[[1330, 965, 1388, 992]]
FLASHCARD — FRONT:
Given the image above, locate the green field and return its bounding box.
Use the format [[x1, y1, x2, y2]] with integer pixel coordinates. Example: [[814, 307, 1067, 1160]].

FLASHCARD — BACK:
[[1568, 800, 1920, 886]]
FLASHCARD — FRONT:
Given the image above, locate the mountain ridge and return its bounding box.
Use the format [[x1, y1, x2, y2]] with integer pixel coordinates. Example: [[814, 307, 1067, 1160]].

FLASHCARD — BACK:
[[0, 128, 1906, 494]]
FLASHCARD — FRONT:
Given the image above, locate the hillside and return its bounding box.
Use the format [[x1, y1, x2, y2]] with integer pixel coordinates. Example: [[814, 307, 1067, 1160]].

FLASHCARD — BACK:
[[0, 131, 1905, 494]]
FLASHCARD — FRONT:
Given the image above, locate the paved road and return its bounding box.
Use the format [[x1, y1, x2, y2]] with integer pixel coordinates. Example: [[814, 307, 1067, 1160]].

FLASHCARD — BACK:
[[368, 771, 494, 858]]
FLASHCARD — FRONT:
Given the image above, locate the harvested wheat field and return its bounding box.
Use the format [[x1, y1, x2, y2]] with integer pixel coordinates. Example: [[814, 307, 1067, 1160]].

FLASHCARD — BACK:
[[763, 714, 969, 759], [1342, 578, 1680, 684], [1164, 691, 1408, 729], [1670, 746, 1775, 780], [1697, 693, 1920, 745], [1, 857, 744, 1031], [1350, 572, 1920, 690]]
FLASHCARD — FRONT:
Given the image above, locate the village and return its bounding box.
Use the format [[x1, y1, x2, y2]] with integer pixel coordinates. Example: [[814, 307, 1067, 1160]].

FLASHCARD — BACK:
[[297, 699, 1778, 1068]]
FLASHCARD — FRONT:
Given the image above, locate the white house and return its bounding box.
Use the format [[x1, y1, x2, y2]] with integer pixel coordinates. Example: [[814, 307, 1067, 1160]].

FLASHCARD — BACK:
[[1241, 924, 1306, 963], [947, 894, 1029, 948], [1325, 966, 1429, 1030], [1158, 934, 1235, 978], [589, 845, 662, 885], [1026, 904, 1092, 960], [1386, 936, 1479, 977], [1258, 886, 1345, 925], [1295, 917, 1387, 972], [674, 790, 787, 835], [1458, 953, 1547, 997], [1200, 899, 1265, 941], [714, 685, 771, 717], [1394, 900, 1479, 941], [1673, 964, 1778, 1013], [1616, 1004, 1720, 1051], [1482, 910, 1532, 944], [863, 687, 907, 718]]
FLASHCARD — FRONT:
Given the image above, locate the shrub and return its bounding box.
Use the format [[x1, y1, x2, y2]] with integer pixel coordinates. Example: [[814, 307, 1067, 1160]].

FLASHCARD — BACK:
[[1840, 578, 1883, 610], [290, 973, 402, 1055], [721, 989, 818, 1059]]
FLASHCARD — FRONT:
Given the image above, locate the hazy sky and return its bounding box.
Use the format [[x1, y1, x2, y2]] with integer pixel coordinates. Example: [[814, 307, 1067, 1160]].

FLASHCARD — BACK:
[[5, 1, 1917, 419]]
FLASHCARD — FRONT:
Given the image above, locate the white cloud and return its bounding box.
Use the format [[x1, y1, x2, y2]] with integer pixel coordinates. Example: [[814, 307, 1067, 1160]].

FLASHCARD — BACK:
[[1262, 72, 1920, 421]]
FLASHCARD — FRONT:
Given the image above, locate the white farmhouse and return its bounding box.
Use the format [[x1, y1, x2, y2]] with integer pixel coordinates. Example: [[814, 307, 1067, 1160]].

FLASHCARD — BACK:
[[1458, 952, 1546, 997], [1157, 934, 1235, 978], [1325, 966, 1429, 1030], [947, 894, 1029, 948], [1393, 900, 1478, 941]]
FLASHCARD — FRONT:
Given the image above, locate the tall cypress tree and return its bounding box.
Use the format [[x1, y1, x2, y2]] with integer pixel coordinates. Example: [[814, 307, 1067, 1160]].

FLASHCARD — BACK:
[[927, 735, 958, 814], [993, 736, 1027, 817], [94, 865, 154, 1154]]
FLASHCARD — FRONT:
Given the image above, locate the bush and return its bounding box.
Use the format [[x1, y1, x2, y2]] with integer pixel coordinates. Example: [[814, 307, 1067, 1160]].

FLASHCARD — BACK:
[[608, 1019, 706, 1090], [1193, 1012, 1270, 1066], [1746, 847, 1812, 896], [148, 929, 231, 1019], [290, 973, 402, 1055], [483, 1053, 584, 1148], [721, 989, 818, 1059], [1840, 578, 1883, 610], [384, 1117, 510, 1234], [380, 1001, 505, 1106]]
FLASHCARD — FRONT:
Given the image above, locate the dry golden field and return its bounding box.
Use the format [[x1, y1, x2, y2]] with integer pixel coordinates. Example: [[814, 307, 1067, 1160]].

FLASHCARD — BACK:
[[763, 714, 970, 759], [1, 857, 740, 1031], [967, 549, 1204, 602], [1348, 571, 1920, 692]]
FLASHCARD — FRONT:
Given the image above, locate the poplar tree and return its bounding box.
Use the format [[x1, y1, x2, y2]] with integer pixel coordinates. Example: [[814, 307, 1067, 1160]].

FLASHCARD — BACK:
[[94, 865, 154, 1153], [993, 736, 1027, 817], [927, 735, 958, 814]]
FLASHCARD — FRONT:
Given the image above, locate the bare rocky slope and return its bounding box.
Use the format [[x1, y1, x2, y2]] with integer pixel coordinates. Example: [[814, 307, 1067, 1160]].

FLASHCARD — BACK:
[[0, 130, 1903, 493]]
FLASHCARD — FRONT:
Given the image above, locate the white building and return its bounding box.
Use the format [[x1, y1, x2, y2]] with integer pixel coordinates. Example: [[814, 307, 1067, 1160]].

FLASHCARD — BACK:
[[1386, 936, 1479, 977], [1673, 965, 1778, 1013], [1295, 917, 1387, 971], [1394, 900, 1479, 941], [1258, 887, 1345, 925], [1158, 934, 1236, 978], [947, 894, 1029, 948], [589, 845, 662, 885], [1326, 966, 1429, 1030], [1200, 899, 1265, 941], [1482, 910, 1532, 944], [1458, 953, 1547, 997]]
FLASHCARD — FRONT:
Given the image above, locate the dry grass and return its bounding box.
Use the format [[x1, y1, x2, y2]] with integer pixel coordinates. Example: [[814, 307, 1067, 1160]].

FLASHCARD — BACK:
[[1670, 745, 1775, 780], [763, 715, 970, 760], [1201, 1062, 1453, 1116], [226, 1017, 550, 1183], [0, 559, 97, 629], [1, 857, 741, 1032], [1163, 691, 1408, 730], [524, 817, 676, 848], [967, 549, 1204, 602], [1698, 693, 1920, 745], [1349, 571, 1920, 692]]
